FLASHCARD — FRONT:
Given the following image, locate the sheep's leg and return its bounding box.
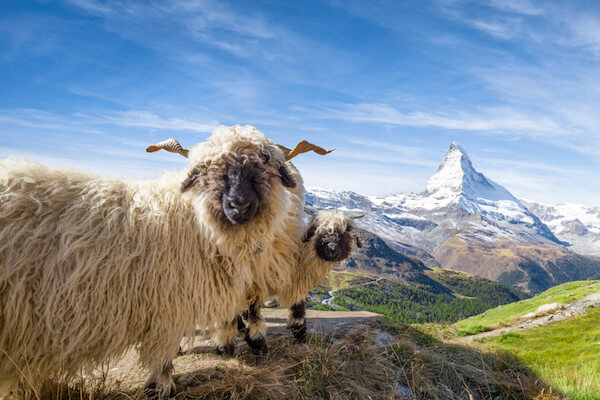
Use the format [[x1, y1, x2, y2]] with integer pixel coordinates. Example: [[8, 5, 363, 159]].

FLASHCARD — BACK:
[[237, 313, 247, 332], [244, 299, 268, 355], [214, 317, 238, 357], [144, 360, 176, 400], [288, 299, 307, 343]]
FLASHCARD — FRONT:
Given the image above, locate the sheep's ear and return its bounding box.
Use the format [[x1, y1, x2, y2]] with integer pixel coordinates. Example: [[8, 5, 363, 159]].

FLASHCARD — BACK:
[[279, 164, 296, 188], [303, 224, 316, 242], [355, 234, 363, 248], [181, 167, 200, 193]]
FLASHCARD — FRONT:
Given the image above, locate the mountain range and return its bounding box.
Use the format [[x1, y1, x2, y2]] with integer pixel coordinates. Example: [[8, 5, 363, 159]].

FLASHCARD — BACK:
[[306, 142, 600, 293]]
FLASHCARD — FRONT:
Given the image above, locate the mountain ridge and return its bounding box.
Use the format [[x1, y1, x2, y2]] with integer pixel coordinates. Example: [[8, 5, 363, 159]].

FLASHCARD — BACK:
[[306, 142, 600, 293]]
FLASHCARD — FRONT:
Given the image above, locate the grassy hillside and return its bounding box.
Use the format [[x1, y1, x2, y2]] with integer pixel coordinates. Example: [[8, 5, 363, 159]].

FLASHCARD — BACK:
[[308, 269, 529, 324], [455, 280, 599, 335], [481, 307, 600, 400]]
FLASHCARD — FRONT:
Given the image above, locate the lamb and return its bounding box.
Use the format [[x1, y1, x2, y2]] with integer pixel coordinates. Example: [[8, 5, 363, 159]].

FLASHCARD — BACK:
[[0, 125, 331, 399], [282, 208, 364, 341], [218, 205, 364, 355]]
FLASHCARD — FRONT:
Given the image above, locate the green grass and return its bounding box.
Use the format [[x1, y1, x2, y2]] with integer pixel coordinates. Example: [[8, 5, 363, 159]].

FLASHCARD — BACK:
[[456, 280, 599, 335], [482, 307, 600, 400], [323, 270, 372, 290]]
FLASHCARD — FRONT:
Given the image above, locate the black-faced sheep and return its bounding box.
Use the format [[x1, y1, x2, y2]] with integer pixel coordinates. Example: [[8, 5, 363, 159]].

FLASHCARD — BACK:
[[0, 125, 330, 399], [220, 208, 364, 355]]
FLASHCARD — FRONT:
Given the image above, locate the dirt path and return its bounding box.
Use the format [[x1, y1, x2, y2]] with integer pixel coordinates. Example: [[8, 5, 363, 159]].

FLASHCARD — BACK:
[[98, 308, 381, 390], [458, 291, 600, 344], [322, 278, 382, 305]]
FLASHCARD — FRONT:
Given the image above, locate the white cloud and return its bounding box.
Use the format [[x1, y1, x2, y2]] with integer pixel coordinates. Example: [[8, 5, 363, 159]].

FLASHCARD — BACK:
[[469, 19, 517, 39], [81, 110, 217, 132], [488, 0, 544, 16], [320, 103, 565, 137], [0, 108, 218, 133]]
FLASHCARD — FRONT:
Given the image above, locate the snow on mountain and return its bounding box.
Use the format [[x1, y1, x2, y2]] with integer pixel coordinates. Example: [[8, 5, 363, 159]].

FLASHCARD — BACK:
[[305, 142, 600, 293], [522, 200, 600, 257], [306, 142, 560, 251], [426, 142, 516, 203]]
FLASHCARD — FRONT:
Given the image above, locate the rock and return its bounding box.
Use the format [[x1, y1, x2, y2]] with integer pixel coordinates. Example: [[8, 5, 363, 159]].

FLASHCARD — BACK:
[[394, 382, 414, 399], [536, 303, 563, 314], [373, 329, 396, 348], [263, 298, 279, 308]]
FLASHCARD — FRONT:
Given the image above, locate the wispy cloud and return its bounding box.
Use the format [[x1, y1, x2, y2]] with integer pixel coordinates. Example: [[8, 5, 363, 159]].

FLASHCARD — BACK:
[[487, 0, 544, 16], [77, 110, 217, 132], [319, 103, 565, 136], [65, 0, 112, 15], [478, 158, 591, 176], [468, 19, 519, 39], [0, 108, 217, 133], [64, 0, 277, 58]]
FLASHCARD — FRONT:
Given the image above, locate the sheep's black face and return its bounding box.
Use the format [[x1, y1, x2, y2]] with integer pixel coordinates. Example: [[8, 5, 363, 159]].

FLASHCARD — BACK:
[[221, 160, 261, 225], [182, 151, 275, 226], [304, 223, 363, 262]]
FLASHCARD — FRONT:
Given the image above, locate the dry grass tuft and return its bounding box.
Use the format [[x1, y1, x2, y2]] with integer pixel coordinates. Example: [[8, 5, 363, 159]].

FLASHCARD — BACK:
[[19, 319, 566, 400], [178, 328, 397, 400], [380, 319, 565, 400]]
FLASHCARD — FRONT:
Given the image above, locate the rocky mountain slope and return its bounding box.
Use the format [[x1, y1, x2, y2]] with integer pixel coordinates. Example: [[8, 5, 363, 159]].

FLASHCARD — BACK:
[[307, 143, 600, 293], [522, 200, 600, 257], [308, 227, 529, 324]]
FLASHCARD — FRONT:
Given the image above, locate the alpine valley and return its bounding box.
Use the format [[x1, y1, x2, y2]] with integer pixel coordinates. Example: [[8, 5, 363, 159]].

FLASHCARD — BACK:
[[306, 143, 600, 294]]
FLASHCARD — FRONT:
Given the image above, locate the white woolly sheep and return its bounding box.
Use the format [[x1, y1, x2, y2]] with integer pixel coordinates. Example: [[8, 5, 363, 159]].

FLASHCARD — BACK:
[[0, 125, 331, 399]]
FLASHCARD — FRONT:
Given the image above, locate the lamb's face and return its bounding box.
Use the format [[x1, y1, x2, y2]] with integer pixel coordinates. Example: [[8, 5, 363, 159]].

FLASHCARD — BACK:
[[303, 211, 363, 262], [182, 145, 295, 226]]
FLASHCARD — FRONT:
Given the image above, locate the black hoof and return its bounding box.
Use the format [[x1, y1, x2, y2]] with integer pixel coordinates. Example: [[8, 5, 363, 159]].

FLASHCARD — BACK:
[[245, 334, 268, 356], [143, 381, 175, 400], [291, 325, 308, 343], [216, 342, 236, 357]]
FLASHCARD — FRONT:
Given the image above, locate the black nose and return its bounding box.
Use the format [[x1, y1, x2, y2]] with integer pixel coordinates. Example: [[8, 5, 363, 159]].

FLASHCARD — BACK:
[[229, 198, 251, 212], [223, 194, 258, 225]]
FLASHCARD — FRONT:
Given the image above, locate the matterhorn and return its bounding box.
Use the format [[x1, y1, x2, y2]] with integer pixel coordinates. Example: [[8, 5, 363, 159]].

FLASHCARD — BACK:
[[307, 142, 600, 293]]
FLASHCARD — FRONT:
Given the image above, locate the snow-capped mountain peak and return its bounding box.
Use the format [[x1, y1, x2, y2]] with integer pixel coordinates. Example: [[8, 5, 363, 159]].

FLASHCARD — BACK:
[[426, 142, 516, 203], [307, 142, 562, 254]]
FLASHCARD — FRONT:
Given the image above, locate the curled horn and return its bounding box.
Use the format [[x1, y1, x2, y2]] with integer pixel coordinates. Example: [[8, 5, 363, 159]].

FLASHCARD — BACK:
[[351, 214, 365, 219], [283, 140, 335, 161], [146, 138, 189, 158]]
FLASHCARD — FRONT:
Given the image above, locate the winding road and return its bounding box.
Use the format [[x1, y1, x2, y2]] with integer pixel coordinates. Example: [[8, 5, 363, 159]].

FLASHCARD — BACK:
[[322, 278, 383, 306]]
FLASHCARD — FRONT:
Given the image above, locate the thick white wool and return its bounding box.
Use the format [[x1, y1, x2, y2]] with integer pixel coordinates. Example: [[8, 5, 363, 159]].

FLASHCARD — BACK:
[[0, 124, 298, 395]]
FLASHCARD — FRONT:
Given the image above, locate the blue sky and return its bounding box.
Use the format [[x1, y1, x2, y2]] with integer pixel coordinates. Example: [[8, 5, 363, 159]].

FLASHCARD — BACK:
[[2, 0, 600, 204]]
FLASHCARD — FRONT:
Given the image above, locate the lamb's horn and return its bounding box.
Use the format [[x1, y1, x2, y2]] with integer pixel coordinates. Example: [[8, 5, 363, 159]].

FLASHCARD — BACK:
[[351, 214, 365, 219], [146, 138, 189, 158], [284, 140, 335, 161]]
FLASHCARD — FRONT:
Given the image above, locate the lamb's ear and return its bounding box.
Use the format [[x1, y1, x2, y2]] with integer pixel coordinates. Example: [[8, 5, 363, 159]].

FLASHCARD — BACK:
[[303, 224, 316, 242], [181, 167, 200, 193], [279, 164, 296, 188]]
